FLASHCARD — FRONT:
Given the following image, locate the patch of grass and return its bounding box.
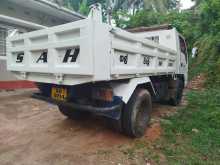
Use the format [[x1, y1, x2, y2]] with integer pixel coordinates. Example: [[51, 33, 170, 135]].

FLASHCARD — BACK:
[[121, 139, 166, 164], [97, 149, 112, 156], [121, 140, 147, 160], [189, 34, 220, 86], [118, 89, 220, 164], [159, 89, 220, 164], [188, 56, 209, 81], [122, 147, 135, 160]]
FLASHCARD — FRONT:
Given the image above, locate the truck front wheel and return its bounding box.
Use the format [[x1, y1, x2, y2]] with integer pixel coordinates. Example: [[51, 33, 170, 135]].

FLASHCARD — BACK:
[[122, 88, 152, 138], [58, 104, 89, 120]]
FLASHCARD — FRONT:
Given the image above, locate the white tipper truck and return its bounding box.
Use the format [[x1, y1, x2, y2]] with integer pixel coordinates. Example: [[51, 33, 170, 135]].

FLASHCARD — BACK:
[[6, 5, 188, 137]]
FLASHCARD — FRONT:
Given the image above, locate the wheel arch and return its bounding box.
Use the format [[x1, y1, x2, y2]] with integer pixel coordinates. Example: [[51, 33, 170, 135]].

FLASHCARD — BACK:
[[110, 77, 154, 104]]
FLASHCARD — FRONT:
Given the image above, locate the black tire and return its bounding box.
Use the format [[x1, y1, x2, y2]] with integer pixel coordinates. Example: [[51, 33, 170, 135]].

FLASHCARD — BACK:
[[122, 88, 152, 138], [170, 78, 184, 106], [58, 104, 90, 120]]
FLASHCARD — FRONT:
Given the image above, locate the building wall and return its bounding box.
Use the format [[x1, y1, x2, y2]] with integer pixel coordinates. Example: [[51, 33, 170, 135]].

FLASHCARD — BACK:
[[0, 0, 75, 85], [0, 58, 16, 81], [0, 57, 36, 89]]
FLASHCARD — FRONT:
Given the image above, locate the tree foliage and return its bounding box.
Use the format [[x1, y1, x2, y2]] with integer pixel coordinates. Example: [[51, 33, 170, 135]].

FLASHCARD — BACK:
[[61, 0, 179, 15], [143, 0, 180, 13], [62, 0, 105, 13], [79, 0, 90, 15], [114, 0, 220, 87]]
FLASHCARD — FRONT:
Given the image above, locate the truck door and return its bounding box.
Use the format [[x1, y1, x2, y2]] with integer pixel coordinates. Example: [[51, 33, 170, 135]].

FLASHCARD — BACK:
[[179, 36, 188, 75]]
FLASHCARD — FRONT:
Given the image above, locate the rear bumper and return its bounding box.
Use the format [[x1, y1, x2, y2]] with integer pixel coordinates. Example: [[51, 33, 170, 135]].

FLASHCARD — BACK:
[[32, 93, 123, 114]]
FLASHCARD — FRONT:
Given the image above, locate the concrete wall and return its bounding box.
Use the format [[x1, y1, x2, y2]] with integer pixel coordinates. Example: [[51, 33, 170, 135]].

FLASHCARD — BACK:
[[0, 58, 16, 81], [0, 26, 15, 81]]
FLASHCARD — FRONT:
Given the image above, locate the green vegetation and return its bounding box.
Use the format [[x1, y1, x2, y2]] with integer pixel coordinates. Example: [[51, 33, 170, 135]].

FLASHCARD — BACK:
[[159, 89, 220, 164], [121, 90, 220, 164], [62, 0, 105, 12], [115, 0, 220, 86], [78, 0, 90, 15], [115, 0, 220, 164], [61, 0, 180, 16]]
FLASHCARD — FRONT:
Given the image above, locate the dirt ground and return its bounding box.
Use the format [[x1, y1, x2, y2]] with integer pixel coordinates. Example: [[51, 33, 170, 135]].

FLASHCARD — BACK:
[[0, 89, 185, 165]]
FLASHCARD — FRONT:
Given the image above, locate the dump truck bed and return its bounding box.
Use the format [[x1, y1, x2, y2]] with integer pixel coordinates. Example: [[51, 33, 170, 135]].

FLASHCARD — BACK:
[[7, 18, 178, 86]]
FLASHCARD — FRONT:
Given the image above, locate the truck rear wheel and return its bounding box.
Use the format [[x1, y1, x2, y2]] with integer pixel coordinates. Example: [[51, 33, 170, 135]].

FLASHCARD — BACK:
[[122, 88, 152, 138], [169, 78, 184, 106], [58, 104, 89, 120]]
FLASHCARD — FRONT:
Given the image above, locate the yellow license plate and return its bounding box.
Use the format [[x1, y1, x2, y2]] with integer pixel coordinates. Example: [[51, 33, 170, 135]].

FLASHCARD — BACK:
[[51, 87, 68, 101]]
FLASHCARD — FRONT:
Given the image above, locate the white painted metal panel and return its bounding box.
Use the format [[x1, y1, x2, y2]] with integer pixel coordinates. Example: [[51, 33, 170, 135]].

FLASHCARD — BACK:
[[7, 19, 95, 85], [7, 17, 180, 86], [110, 28, 178, 79], [133, 29, 178, 51]]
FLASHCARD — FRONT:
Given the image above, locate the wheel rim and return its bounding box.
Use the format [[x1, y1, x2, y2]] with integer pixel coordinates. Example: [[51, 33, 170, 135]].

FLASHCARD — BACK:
[[134, 100, 149, 136]]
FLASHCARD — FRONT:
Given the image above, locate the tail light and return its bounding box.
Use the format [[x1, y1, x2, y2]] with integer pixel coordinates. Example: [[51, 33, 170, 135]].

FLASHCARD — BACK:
[[92, 87, 113, 102]]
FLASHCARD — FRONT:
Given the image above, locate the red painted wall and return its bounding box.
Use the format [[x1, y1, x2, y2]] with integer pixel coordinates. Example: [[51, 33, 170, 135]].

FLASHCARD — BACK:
[[0, 81, 36, 90]]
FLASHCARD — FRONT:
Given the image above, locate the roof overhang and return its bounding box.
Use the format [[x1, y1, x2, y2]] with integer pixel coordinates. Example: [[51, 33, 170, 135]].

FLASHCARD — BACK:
[[7, 0, 86, 22], [0, 15, 47, 31]]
